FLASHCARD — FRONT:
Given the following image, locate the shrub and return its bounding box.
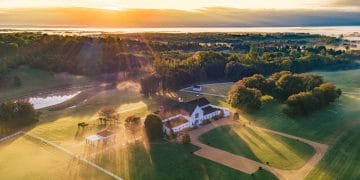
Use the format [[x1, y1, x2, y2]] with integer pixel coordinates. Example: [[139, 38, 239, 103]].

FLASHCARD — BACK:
[[98, 107, 118, 125]]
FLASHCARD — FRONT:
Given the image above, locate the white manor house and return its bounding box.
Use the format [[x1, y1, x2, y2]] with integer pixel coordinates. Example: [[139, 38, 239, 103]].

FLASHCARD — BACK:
[[160, 97, 230, 135]]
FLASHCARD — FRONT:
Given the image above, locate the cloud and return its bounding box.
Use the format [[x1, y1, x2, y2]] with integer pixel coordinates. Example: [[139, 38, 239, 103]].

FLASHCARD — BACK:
[[333, 0, 360, 6], [0, 7, 359, 27]]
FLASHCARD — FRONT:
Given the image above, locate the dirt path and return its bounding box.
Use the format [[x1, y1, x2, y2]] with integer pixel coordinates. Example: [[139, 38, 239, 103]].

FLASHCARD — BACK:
[[188, 118, 328, 180], [179, 89, 227, 98]]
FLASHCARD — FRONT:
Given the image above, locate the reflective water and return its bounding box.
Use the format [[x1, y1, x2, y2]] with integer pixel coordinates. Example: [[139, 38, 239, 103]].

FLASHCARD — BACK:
[[29, 91, 81, 109], [0, 26, 359, 38]]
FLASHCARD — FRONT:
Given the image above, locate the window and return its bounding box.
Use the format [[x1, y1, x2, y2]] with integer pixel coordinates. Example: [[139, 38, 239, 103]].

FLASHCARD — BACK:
[[195, 113, 199, 118]]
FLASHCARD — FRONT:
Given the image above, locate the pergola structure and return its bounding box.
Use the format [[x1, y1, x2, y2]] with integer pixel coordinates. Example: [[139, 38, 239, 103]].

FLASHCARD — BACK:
[[85, 130, 116, 145]]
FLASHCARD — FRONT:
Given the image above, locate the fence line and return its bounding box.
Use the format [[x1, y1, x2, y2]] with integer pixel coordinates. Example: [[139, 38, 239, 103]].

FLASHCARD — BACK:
[[0, 131, 23, 142], [180, 90, 227, 98], [23, 132, 122, 180], [0, 130, 121, 180]]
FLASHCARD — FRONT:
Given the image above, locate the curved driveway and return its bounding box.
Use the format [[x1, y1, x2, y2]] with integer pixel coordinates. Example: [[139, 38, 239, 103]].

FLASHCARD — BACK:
[[188, 118, 328, 180]]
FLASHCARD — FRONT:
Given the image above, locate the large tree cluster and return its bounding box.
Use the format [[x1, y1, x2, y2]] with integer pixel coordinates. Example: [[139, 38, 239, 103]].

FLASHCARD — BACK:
[[228, 71, 341, 116]]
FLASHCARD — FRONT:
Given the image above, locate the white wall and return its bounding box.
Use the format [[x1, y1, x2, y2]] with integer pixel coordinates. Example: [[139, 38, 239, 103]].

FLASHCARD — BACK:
[[190, 106, 204, 127], [209, 105, 230, 117]]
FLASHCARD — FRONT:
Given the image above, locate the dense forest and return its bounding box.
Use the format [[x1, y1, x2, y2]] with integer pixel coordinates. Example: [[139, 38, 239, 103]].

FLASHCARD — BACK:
[[0, 32, 359, 91]]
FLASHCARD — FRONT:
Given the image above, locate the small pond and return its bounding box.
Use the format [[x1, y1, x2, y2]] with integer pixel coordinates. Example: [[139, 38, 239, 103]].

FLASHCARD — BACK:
[[29, 91, 81, 109]]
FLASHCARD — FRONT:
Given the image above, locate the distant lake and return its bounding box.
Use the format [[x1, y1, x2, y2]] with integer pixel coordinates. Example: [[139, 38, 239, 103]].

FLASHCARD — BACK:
[[29, 91, 81, 109], [0, 26, 359, 39]]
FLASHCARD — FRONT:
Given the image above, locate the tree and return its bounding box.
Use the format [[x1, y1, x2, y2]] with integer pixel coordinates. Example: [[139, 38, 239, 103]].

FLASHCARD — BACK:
[[98, 107, 118, 125], [228, 84, 262, 112], [283, 92, 320, 116], [0, 101, 39, 127], [283, 82, 341, 116], [125, 115, 142, 139], [238, 74, 269, 94], [195, 51, 227, 80], [144, 114, 163, 140], [140, 74, 161, 97], [318, 82, 341, 103], [276, 74, 305, 100], [224, 60, 256, 82], [300, 74, 324, 91]]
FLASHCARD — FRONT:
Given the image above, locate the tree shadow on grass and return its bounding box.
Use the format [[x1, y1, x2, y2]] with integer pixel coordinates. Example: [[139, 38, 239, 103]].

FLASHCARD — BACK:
[[147, 141, 278, 180], [245, 127, 289, 162]]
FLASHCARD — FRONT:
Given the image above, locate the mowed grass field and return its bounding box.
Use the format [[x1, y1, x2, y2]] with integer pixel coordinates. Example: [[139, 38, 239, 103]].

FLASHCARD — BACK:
[[200, 125, 315, 170], [0, 68, 276, 180], [0, 136, 111, 180], [187, 69, 360, 179]]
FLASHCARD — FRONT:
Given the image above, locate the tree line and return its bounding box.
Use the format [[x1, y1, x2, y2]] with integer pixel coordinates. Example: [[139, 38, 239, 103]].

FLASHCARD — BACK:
[[141, 45, 355, 96]]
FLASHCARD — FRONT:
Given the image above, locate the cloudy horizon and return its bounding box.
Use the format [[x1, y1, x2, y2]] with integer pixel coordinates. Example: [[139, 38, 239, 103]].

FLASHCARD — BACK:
[[0, 1, 359, 28]]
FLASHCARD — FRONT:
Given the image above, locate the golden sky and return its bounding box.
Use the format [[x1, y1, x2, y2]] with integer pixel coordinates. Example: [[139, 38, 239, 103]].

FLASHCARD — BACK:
[[0, 0, 358, 10]]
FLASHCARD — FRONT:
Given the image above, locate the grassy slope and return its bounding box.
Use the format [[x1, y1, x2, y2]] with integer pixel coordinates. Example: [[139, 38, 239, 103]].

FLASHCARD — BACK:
[[200, 125, 315, 170], [0, 67, 91, 100]]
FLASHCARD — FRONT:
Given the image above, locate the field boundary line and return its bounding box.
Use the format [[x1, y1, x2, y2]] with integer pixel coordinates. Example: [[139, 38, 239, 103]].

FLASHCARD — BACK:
[[179, 90, 227, 98], [0, 130, 121, 180], [0, 131, 23, 142], [23, 132, 122, 180], [179, 82, 233, 98]]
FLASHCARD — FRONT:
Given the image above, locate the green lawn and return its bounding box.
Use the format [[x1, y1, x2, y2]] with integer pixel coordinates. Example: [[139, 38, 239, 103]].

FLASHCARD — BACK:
[[306, 123, 360, 179], [200, 125, 315, 170], [87, 141, 277, 180]]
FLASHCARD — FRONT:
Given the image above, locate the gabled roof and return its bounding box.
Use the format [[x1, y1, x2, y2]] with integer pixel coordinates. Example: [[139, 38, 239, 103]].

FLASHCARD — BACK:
[[179, 97, 210, 115], [161, 97, 210, 118], [97, 130, 115, 138], [202, 106, 220, 115], [186, 97, 210, 107]]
